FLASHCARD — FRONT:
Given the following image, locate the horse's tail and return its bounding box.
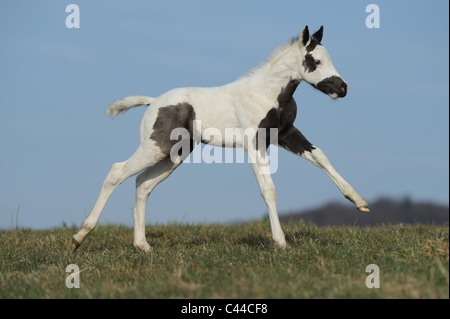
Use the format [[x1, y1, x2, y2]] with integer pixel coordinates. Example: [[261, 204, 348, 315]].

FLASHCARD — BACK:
[[106, 96, 156, 118]]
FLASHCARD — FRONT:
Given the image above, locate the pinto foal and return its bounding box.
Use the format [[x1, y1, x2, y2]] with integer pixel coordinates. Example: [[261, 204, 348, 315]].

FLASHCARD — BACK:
[[73, 26, 369, 252]]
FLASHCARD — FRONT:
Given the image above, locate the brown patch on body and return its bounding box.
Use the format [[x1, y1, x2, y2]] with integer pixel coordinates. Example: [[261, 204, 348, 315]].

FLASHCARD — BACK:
[[150, 103, 196, 155]]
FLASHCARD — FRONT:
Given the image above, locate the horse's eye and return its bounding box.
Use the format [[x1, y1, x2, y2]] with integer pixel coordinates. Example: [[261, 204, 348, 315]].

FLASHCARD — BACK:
[[314, 60, 321, 65]]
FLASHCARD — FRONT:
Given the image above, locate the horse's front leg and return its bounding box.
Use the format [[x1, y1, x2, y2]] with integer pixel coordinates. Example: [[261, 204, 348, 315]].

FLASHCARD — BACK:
[[247, 145, 286, 248], [279, 126, 370, 212]]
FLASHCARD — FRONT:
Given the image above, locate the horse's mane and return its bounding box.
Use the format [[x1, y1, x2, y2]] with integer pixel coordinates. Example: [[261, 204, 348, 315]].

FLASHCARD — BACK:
[[238, 36, 300, 80]]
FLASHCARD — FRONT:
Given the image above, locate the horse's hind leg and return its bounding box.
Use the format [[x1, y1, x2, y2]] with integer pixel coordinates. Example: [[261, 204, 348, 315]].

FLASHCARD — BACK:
[[72, 146, 164, 250], [133, 157, 181, 252]]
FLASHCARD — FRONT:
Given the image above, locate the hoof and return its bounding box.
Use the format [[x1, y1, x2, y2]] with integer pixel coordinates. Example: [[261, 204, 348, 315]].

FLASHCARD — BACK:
[[358, 206, 370, 213], [274, 237, 287, 249], [72, 237, 81, 251], [134, 242, 152, 253]]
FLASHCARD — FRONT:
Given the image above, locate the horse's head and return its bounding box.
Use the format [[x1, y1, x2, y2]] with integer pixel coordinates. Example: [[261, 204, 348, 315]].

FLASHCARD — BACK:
[[298, 26, 348, 100]]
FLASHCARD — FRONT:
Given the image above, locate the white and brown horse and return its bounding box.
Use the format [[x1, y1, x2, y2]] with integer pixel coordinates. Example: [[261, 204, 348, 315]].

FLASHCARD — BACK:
[[73, 26, 369, 252]]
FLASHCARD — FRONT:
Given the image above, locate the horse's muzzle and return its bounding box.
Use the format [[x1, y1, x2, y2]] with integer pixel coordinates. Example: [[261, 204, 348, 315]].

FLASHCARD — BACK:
[[314, 76, 348, 99]]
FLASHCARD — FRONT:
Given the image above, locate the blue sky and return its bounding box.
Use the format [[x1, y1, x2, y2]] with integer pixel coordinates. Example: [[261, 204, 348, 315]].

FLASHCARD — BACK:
[[0, 1, 448, 229]]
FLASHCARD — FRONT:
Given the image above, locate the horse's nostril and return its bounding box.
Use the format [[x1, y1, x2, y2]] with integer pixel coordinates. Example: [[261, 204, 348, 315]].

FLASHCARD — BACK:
[[340, 83, 347, 97]]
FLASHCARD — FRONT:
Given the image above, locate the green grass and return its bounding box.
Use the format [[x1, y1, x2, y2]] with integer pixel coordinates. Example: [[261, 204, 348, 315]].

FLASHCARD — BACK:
[[0, 221, 448, 298]]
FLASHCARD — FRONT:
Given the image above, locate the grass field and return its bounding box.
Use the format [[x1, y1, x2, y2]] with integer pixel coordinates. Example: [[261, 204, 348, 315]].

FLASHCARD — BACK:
[[0, 221, 448, 299]]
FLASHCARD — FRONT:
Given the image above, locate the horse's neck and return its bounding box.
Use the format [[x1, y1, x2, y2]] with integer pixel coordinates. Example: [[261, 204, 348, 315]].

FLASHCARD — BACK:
[[239, 43, 303, 101]]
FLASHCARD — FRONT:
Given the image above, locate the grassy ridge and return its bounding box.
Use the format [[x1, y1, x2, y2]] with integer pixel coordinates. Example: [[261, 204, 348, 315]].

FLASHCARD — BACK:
[[0, 221, 448, 298]]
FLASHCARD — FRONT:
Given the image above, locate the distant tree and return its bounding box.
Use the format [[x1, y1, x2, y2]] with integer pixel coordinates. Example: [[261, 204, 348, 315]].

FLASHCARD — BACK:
[[401, 195, 413, 210], [278, 197, 449, 226]]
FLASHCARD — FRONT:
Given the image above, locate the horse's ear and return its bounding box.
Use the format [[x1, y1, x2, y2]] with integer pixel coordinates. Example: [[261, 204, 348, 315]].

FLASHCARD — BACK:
[[300, 26, 310, 47], [313, 26, 323, 43]]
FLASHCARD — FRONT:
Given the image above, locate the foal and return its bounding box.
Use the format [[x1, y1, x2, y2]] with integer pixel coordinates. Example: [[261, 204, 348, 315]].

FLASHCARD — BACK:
[[73, 26, 369, 252]]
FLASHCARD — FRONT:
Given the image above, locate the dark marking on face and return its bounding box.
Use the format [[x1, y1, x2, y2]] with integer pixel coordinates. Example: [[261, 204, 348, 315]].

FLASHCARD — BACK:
[[151, 103, 196, 155], [313, 75, 348, 98], [303, 53, 317, 73], [302, 36, 321, 74], [278, 126, 315, 155], [305, 37, 321, 52]]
